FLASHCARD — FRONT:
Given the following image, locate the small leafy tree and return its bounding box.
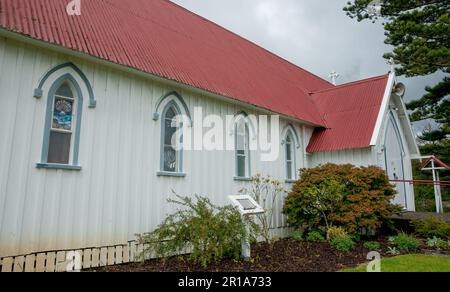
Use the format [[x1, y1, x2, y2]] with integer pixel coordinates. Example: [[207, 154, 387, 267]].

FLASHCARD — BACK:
[[283, 172, 345, 231], [283, 164, 401, 234], [239, 174, 286, 244], [137, 195, 258, 268]]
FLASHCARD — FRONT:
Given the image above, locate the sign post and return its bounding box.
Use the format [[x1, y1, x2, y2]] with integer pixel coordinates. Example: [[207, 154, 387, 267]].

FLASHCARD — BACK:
[[228, 195, 265, 261], [419, 156, 450, 214]]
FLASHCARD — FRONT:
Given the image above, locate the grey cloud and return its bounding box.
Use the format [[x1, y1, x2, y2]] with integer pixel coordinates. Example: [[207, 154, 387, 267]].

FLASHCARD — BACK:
[[171, 0, 444, 105]]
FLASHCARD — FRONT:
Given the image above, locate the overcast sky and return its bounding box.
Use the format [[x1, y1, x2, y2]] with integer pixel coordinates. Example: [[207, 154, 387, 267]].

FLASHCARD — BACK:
[[172, 0, 444, 113]]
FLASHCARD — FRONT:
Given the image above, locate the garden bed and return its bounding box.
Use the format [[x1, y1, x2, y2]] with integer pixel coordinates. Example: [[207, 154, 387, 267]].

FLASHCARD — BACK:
[[89, 237, 395, 272]]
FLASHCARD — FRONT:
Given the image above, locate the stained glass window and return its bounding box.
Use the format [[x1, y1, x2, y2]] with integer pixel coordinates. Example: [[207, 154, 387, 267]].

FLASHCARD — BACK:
[[52, 98, 74, 130], [48, 82, 75, 164]]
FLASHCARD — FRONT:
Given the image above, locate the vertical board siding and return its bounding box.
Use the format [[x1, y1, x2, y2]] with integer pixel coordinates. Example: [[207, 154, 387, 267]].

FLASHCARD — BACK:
[[0, 38, 298, 258], [309, 148, 375, 168]]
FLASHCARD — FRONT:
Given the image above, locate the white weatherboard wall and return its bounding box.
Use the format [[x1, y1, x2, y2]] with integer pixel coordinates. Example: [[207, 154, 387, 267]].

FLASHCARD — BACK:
[[0, 37, 308, 258], [309, 148, 376, 168]]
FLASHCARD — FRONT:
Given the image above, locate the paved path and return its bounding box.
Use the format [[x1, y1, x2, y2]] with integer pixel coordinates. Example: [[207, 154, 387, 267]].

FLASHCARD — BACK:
[[392, 211, 450, 223]]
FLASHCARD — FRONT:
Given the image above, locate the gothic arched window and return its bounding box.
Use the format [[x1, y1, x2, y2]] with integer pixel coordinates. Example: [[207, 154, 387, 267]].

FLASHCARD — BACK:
[[38, 74, 84, 170], [285, 131, 296, 180], [235, 115, 251, 178], [161, 102, 183, 173]]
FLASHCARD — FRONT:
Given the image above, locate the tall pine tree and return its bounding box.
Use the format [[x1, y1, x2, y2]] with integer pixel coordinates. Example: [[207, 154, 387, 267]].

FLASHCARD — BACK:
[[345, 0, 450, 210]]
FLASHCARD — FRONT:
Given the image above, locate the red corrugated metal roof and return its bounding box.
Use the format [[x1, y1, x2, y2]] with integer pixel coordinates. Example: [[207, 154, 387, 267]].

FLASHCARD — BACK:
[[420, 156, 450, 171], [0, 0, 391, 152], [0, 0, 333, 126], [307, 75, 389, 153]]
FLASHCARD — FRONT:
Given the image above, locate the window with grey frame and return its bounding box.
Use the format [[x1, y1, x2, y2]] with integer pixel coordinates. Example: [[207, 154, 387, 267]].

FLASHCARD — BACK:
[[235, 117, 250, 178], [48, 82, 76, 164], [161, 102, 182, 173], [285, 132, 296, 180], [39, 76, 83, 168]]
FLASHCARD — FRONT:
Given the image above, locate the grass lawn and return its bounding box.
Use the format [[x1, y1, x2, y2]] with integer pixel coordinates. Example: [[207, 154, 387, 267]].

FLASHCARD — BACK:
[[342, 254, 450, 272]]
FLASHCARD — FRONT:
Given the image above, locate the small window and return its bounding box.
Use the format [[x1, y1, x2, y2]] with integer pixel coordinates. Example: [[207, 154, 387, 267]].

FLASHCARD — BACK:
[[38, 70, 88, 171], [162, 103, 182, 173], [48, 82, 76, 164], [285, 133, 296, 180], [235, 117, 250, 178]]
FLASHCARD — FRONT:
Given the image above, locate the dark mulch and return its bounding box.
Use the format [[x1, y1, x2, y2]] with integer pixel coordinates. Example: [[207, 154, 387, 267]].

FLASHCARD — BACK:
[[89, 238, 393, 273]]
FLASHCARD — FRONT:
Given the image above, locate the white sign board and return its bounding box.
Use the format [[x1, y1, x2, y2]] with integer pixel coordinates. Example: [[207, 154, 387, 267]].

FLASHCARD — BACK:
[[228, 195, 265, 215]]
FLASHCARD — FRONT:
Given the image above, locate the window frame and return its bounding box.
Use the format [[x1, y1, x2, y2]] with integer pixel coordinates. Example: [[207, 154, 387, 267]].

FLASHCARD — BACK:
[[49, 85, 77, 164], [234, 115, 251, 180], [37, 73, 84, 171], [159, 100, 184, 175], [285, 131, 296, 181]]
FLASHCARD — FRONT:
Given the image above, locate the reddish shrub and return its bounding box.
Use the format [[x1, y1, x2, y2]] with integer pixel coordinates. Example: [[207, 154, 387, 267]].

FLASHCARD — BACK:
[[283, 164, 402, 234]]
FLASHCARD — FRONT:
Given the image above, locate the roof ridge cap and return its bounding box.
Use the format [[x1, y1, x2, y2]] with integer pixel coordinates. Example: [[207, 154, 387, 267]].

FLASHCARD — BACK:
[[310, 74, 389, 95]]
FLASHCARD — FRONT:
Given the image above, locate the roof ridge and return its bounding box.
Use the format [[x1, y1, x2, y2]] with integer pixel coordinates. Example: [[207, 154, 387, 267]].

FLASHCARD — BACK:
[[310, 74, 389, 95], [166, 0, 333, 88]]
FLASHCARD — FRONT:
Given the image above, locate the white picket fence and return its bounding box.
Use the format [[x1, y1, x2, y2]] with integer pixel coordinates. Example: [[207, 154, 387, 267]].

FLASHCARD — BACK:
[[0, 241, 146, 272], [0, 227, 291, 272]]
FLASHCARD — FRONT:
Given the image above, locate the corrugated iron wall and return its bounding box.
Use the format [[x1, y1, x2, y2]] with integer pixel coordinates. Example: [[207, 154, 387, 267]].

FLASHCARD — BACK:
[[0, 37, 307, 258]]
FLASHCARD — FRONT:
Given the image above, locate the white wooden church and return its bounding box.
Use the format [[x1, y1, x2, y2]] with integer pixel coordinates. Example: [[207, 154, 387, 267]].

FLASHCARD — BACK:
[[0, 0, 419, 267]]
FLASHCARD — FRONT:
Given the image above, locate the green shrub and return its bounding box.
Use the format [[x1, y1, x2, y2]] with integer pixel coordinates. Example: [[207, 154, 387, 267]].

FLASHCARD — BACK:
[[290, 230, 304, 241], [415, 196, 438, 212], [306, 230, 325, 242], [283, 164, 401, 234], [330, 236, 355, 253], [327, 226, 348, 241], [390, 233, 420, 252], [363, 241, 381, 251], [413, 217, 450, 240], [138, 195, 258, 268], [350, 233, 361, 242], [426, 237, 450, 250]]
